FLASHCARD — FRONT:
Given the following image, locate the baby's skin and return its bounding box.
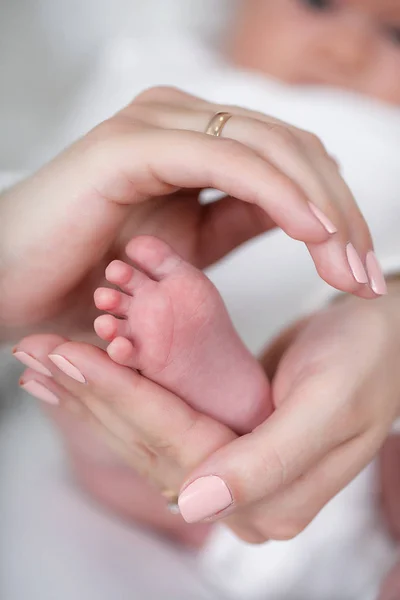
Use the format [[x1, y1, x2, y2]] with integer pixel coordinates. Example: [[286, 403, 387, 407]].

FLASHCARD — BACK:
[[6, 84, 380, 548], [94, 235, 272, 435], [230, 0, 400, 105]]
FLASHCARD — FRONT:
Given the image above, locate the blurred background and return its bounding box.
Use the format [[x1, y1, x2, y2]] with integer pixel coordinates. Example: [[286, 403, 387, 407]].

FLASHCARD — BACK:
[[0, 0, 231, 170], [1, 1, 400, 599]]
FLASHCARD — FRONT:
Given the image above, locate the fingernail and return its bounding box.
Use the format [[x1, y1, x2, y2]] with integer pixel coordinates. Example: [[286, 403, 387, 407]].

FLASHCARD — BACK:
[[48, 355, 86, 383], [366, 251, 388, 295], [346, 243, 368, 284], [21, 380, 59, 406], [178, 476, 233, 523], [12, 351, 52, 377], [308, 202, 338, 234]]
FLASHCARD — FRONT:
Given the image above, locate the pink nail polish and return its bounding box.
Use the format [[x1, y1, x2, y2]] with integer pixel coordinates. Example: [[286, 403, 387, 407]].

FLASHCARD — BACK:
[[13, 351, 53, 377], [366, 252, 388, 295], [178, 476, 233, 523], [48, 355, 86, 384], [346, 243, 368, 284], [308, 202, 338, 234], [21, 380, 59, 406]]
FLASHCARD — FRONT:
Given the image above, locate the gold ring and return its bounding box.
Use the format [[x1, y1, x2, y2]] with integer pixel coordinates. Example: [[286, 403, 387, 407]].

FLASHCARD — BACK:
[[205, 112, 233, 137]]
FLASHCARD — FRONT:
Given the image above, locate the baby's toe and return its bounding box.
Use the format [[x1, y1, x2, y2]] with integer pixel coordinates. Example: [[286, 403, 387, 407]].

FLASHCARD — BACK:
[[105, 260, 151, 294], [94, 314, 130, 342], [125, 236, 184, 281], [94, 288, 131, 317], [107, 337, 139, 369]]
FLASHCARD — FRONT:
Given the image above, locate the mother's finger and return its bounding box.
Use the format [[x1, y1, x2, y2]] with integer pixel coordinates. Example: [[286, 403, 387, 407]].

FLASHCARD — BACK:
[[131, 102, 341, 236], [13, 335, 153, 462], [134, 87, 367, 247], [91, 124, 330, 245], [18, 365, 170, 480], [227, 429, 385, 542], [13, 336, 236, 472], [122, 95, 380, 297], [305, 153, 378, 299], [176, 376, 354, 523]]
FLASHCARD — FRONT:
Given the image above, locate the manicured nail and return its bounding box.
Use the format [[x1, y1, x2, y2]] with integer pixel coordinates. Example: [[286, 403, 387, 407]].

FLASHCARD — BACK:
[[12, 351, 52, 377], [21, 380, 59, 406], [346, 243, 368, 284], [48, 355, 86, 383], [366, 251, 388, 295], [178, 476, 233, 523], [308, 202, 338, 234]]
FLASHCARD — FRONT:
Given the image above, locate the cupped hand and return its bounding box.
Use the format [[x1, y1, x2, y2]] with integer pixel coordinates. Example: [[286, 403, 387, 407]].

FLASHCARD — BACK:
[[13, 278, 400, 543], [13, 333, 237, 514], [1, 87, 380, 341], [179, 281, 400, 540]]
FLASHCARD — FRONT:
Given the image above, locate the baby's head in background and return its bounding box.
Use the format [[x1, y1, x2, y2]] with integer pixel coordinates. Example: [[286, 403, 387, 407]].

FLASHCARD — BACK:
[[229, 0, 400, 105]]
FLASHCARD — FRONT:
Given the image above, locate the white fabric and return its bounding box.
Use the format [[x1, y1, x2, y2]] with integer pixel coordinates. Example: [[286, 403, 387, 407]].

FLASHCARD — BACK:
[[1, 1, 400, 599]]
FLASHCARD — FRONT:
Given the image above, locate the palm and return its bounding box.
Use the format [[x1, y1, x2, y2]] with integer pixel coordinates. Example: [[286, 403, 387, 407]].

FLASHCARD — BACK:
[[264, 300, 387, 415]]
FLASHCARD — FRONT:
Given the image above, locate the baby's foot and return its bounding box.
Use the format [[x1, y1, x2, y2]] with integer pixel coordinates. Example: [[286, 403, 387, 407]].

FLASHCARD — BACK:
[[94, 236, 271, 433]]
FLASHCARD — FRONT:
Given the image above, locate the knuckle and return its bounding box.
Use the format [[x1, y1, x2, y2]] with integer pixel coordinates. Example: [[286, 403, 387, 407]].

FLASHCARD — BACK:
[[327, 399, 365, 441], [130, 439, 159, 467], [246, 511, 309, 541], [168, 415, 202, 466], [257, 444, 289, 489], [85, 116, 131, 147], [307, 132, 326, 150], [298, 129, 327, 152], [225, 517, 270, 544], [239, 529, 270, 545], [133, 85, 182, 105], [124, 103, 159, 125], [82, 116, 145, 170], [215, 136, 246, 156], [275, 170, 305, 203], [268, 124, 299, 150], [327, 153, 341, 170], [209, 137, 249, 168], [267, 518, 309, 541], [86, 119, 118, 143], [284, 218, 305, 240]]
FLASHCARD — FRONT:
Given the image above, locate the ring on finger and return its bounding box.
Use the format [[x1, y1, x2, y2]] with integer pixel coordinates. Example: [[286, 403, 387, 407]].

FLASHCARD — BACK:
[[205, 112, 233, 137]]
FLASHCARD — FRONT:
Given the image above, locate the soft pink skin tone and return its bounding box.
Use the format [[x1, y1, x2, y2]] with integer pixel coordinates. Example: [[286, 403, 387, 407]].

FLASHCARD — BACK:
[[49, 405, 213, 549], [379, 436, 400, 599], [176, 282, 400, 532], [379, 562, 400, 600], [15, 334, 237, 547], [230, 0, 400, 105], [20, 380, 60, 406], [0, 87, 383, 348], [14, 277, 400, 549], [94, 236, 271, 434], [0, 87, 385, 547]]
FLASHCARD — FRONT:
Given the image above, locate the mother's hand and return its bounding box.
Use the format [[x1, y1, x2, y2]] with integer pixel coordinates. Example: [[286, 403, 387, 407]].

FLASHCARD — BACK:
[[179, 279, 400, 541], [1, 87, 380, 341], [14, 279, 400, 543], [14, 334, 237, 508]]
